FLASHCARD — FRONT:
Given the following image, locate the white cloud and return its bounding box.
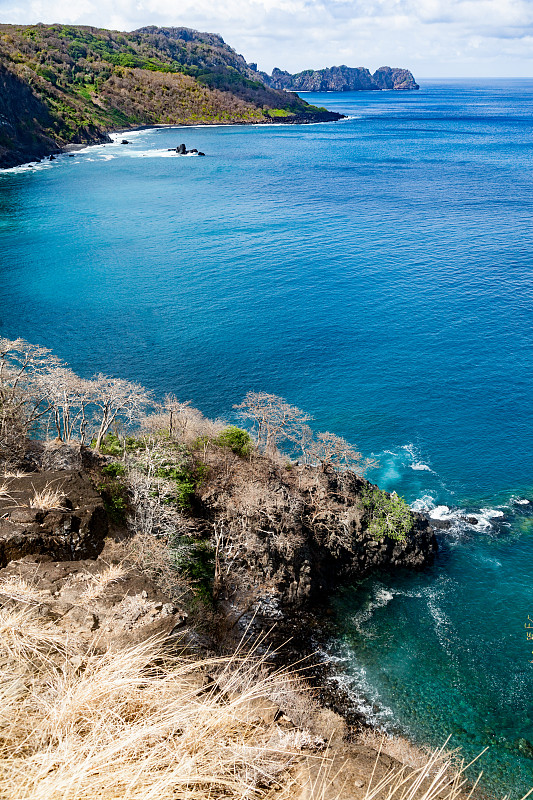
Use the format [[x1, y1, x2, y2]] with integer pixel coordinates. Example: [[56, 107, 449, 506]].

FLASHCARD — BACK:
[[0, 0, 532, 75]]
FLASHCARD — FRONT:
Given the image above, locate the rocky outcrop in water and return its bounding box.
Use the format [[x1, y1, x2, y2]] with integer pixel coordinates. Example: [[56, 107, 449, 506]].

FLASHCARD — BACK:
[[372, 66, 419, 90], [196, 455, 437, 615], [261, 65, 419, 92]]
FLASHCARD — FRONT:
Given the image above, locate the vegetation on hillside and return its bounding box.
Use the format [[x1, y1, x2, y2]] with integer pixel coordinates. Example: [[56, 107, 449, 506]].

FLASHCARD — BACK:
[[0, 22, 335, 158], [0, 336, 423, 613]]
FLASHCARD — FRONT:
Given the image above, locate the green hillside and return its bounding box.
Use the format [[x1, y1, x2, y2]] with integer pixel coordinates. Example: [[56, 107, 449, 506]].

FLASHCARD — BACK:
[[0, 23, 341, 167]]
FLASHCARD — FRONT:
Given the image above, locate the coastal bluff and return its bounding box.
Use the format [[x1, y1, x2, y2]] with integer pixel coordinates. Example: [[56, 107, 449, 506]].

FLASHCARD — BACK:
[[0, 23, 343, 169], [261, 64, 419, 92], [0, 432, 437, 623]]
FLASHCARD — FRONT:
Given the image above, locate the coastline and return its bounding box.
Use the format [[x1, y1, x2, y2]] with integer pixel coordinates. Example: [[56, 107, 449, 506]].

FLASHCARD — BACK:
[[2, 79, 528, 792], [0, 110, 345, 171]]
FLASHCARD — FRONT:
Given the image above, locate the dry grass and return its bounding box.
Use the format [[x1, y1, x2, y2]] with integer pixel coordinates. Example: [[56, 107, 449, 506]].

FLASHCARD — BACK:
[[364, 738, 483, 800], [0, 605, 319, 800], [0, 481, 16, 504], [0, 603, 530, 800], [1, 470, 28, 479], [78, 564, 127, 601], [0, 575, 46, 604], [29, 481, 67, 511], [356, 728, 458, 773]]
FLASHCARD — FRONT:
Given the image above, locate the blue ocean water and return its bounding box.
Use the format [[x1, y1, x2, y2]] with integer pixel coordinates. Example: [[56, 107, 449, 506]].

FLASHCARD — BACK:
[[1, 79, 532, 795]]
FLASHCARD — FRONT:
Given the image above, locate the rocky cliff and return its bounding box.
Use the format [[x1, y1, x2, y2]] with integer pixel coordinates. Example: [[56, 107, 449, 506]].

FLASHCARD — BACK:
[[0, 66, 62, 167], [372, 66, 419, 90], [0, 436, 437, 621], [262, 65, 419, 92], [195, 452, 437, 617]]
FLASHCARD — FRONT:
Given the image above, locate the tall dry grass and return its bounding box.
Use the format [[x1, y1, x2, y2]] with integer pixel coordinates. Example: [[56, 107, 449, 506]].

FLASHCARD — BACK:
[[0, 605, 321, 800], [29, 481, 67, 511], [0, 604, 530, 800]]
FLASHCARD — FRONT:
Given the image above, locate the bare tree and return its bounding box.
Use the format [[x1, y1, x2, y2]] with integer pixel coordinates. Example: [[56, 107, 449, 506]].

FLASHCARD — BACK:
[[307, 431, 378, 476], [36, 367, 96, 444], [286, 422, 315, 464], [92, 375, 152, 451], [0, 338, 62, 462], [234, 392, 312, 455]]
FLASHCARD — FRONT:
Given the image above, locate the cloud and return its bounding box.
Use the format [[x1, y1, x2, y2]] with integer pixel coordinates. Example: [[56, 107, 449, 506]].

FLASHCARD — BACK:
[[0, 0, 532, 75]]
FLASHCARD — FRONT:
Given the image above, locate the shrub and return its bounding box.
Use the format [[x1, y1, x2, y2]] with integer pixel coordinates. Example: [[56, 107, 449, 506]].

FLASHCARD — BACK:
[[101, 462, 126, 477], [171, 534, 215, 603], [215, 426, 252, 457], [93, 433, 144, 455], [97, 467, 128, 525], [153, 457, 207, 510], [93, 433, 122, 456], [361, 486, 414, 542]]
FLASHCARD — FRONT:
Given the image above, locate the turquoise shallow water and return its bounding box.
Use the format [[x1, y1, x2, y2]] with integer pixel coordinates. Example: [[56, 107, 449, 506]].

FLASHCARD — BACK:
[[1, 79, 532, 795]]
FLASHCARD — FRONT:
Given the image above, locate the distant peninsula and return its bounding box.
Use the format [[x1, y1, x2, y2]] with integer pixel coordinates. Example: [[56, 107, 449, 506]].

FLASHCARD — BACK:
[[259, 65, 419, 92]]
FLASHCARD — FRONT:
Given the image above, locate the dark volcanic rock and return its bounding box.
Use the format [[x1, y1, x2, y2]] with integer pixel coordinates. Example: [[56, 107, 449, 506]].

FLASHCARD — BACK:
[[372, 66, 419, 90], [0, 470, 108, 567], [263, 64, 418, 93], [429, 518, 452, 530], [0, 66, 58, 168], [197, 460, 437, 612]]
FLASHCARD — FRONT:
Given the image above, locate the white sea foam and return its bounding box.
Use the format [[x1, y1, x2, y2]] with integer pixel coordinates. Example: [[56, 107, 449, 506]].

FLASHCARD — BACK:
[[126, 148, 201, 159], [318, 644, 396, 728], [352, 586, 395, 635], [472, 508, 505, 529], [401, 443, 434, 473], [511, 497, 530, 505], [411, 494, 436, 512], [429, 505, 453, 520], [1, 160, 53, 174]]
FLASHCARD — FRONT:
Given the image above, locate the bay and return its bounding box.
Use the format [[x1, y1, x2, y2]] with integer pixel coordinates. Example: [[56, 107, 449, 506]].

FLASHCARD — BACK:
[[1, 78, 532, 796]]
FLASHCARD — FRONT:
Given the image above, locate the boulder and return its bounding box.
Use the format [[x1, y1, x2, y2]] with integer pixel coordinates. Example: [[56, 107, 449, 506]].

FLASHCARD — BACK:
[[0, 470, 108, 567]]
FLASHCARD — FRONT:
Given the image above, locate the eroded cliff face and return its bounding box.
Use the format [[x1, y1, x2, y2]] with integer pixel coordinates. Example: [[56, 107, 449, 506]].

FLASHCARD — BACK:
[[372, 66, 419, 90], [262, 65, 419, 92], [0, 66, 58, 167]]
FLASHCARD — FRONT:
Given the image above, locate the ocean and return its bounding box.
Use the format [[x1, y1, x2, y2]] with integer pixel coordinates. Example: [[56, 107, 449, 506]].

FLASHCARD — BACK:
[[1, 78, 532, 796]]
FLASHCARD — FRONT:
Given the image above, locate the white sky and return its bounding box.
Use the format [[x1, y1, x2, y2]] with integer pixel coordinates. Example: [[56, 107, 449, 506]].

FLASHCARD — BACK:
[[1, 0, 532, 77]]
